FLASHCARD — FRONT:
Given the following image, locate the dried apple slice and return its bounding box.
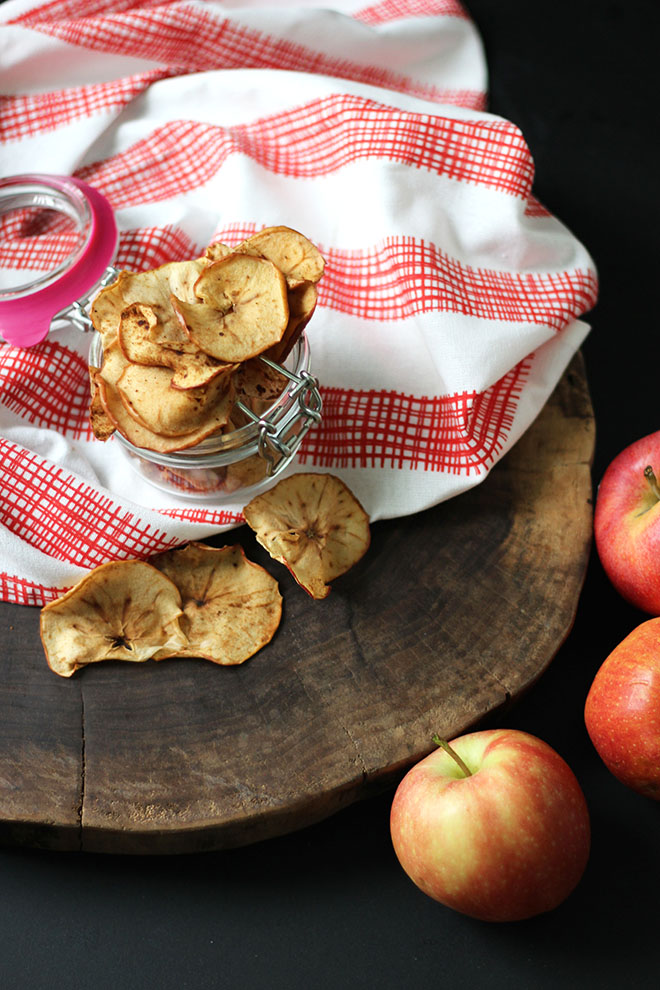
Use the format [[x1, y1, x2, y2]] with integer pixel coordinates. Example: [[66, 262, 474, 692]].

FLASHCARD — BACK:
[[117, 302, 235, 391], [116, 363, 233, 437], [89, 365, 116, 441], [203, 242, 232, 262], [238, 226, 325, 288], [151, 542, 282, 664], [243, 473, 371, 600], [175, 254, 288, 362], [223, 453, 269, 493], [233, 358, 289, 417], [89, 270, 135, 349], [95, 343, 232, 452], [266, 280, 318, 365], [40, 560, 187, 678], [90, 260, 206, 350]]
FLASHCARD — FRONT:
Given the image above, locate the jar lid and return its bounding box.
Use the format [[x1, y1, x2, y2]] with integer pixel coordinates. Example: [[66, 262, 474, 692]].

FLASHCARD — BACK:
[[0, 173, 117, 348]]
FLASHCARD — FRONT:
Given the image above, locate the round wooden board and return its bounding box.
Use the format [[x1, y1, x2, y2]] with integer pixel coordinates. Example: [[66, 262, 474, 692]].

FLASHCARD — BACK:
[[0, 353, 595, 854]]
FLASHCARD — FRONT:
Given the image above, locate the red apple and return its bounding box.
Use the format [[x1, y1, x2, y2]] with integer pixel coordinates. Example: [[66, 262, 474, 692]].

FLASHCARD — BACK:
[[594, 429, 660, 614], [585, 617, 660, 798], [389, 729, 590, 922]]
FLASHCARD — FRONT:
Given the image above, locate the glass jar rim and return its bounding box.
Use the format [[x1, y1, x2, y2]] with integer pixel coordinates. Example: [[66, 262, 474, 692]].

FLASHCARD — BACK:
[[0, 174, 117, 348], [0, 174, 92, 299]]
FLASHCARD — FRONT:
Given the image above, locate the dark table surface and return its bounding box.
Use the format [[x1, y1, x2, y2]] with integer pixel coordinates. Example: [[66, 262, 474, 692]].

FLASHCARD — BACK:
[[2, 1, 659, 987]]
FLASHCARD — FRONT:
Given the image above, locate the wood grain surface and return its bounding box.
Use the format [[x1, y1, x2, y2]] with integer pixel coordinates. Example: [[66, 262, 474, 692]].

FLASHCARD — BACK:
[[0, 353, 595, 854]]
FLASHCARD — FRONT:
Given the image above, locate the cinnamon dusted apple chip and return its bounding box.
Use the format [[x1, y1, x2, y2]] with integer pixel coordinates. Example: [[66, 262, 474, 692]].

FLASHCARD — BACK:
[[238, 226, 325, 288], [175, 253, 288, 362], [95, 343, 232, 453], [90, 260, 206, 350], [117, 363, 234, 437], [151, 542, 282, 664], [118, 302, 235, 391], [233, 358, 289, 416], [40, 560, 187, 678], [203, 242, 232, 262], [89, 365, 115, 440], [266, 280, 318, 365], [243, 473, 371, 600]]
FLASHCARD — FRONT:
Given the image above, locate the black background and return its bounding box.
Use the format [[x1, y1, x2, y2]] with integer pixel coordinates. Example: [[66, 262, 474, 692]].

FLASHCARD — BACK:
[[2, 1, 660, 987]]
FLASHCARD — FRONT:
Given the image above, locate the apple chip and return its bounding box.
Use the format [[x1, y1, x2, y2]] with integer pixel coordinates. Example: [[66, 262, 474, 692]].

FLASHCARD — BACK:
[[151, 542, 282, 664], [203, 242, 232, 262], [95, 342, 232, 452], [118, 302, 234, 391], [90, 260, 206, 350], [233, 358, 289, 416], [243, 473, 371, 599], [117, 362, 234, 437], [266, 280, 318, 365], [175, 254, 288, 362], [89, 365, 116, 440], [238, 226, 325, 288], [40, 560, 187, 678]]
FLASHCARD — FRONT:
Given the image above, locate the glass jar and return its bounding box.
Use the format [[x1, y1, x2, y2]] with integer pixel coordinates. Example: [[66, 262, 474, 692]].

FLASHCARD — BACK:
[[0, 173, 117, 346], [88, 331, 322, 502]]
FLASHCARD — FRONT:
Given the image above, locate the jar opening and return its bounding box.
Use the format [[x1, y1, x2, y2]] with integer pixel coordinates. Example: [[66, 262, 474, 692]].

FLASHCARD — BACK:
[[0, 177, 92, 298]]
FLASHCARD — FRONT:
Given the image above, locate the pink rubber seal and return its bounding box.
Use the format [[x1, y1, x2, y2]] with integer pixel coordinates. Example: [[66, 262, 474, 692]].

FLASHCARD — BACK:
[[0, 174, 117, 348]]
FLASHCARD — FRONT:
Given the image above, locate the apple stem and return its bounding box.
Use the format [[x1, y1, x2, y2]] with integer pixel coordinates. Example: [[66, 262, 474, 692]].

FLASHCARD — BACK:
[[645, 466, 660, 502], [432, 735, 472, 777]]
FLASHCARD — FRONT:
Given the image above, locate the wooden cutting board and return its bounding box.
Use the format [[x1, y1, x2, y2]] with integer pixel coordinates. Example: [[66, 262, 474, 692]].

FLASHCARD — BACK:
[[0, 353, 595, 853]]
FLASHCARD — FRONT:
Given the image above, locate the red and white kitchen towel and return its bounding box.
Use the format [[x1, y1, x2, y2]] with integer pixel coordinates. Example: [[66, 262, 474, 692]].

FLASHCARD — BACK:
[[0, 0, 598, 606]]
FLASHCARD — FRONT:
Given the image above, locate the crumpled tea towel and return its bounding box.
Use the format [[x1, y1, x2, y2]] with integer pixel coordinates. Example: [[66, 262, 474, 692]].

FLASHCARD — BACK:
[[0, 0, 598, 605]]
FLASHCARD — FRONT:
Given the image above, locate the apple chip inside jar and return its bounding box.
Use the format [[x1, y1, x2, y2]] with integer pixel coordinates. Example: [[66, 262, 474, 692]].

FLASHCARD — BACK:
[[232, 358, 289, 417], [265, 280, 318, 366], [88, 365, 115, 440], [118, 302, 234, 391], [174, 253, 289, 362], [90, 260, 206, 350], [237, 226, 325, 288], [40, 560, 187, 678], [151, 543, 282, 664], [243, 473, 371, 600], [117, 362, 234, 438], [95, 342, 234, 453]]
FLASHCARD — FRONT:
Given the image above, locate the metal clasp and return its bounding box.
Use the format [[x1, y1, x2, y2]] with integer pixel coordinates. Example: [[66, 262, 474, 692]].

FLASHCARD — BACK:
[[53, 265, 120, 334], [235, 355, 322, 476]]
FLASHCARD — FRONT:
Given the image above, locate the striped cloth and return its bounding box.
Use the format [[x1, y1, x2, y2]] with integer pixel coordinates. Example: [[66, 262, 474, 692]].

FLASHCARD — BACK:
[[0, 0, 598, 606]]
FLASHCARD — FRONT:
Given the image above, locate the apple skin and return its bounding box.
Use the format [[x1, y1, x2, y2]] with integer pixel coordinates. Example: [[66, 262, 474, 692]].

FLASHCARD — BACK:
[[585, 618, 660, 798], [389, 729, 590, 923], [594, 429, 660, 615]]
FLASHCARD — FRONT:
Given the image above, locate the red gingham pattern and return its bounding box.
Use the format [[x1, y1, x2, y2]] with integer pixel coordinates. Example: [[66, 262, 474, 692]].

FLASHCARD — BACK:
[[0, 439, 182, 567], [525, 196, 553, 218], [0, 69, 169, 144], [320, 239, 598, 329], [0, 341, 92, 438], [158, 506, 244, 526], [0, 0, 596, 605], [0, 221, 201, 275], [76, 102, 534, 211], [0, 206, 81, 272], [114, 225, 198, 271], [300, 359, 530, 474], [0, 573, 72, 608], [7, 0, 172, 26], [355, 0, 469, 24], [11, 1, 485, 110]]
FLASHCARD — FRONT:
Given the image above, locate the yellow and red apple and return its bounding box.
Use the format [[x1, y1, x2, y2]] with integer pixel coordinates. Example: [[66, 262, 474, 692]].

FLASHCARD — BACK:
[[389, 728, 590, 922], [594, 430, 660, 614], [585, 617, 660, 798]]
